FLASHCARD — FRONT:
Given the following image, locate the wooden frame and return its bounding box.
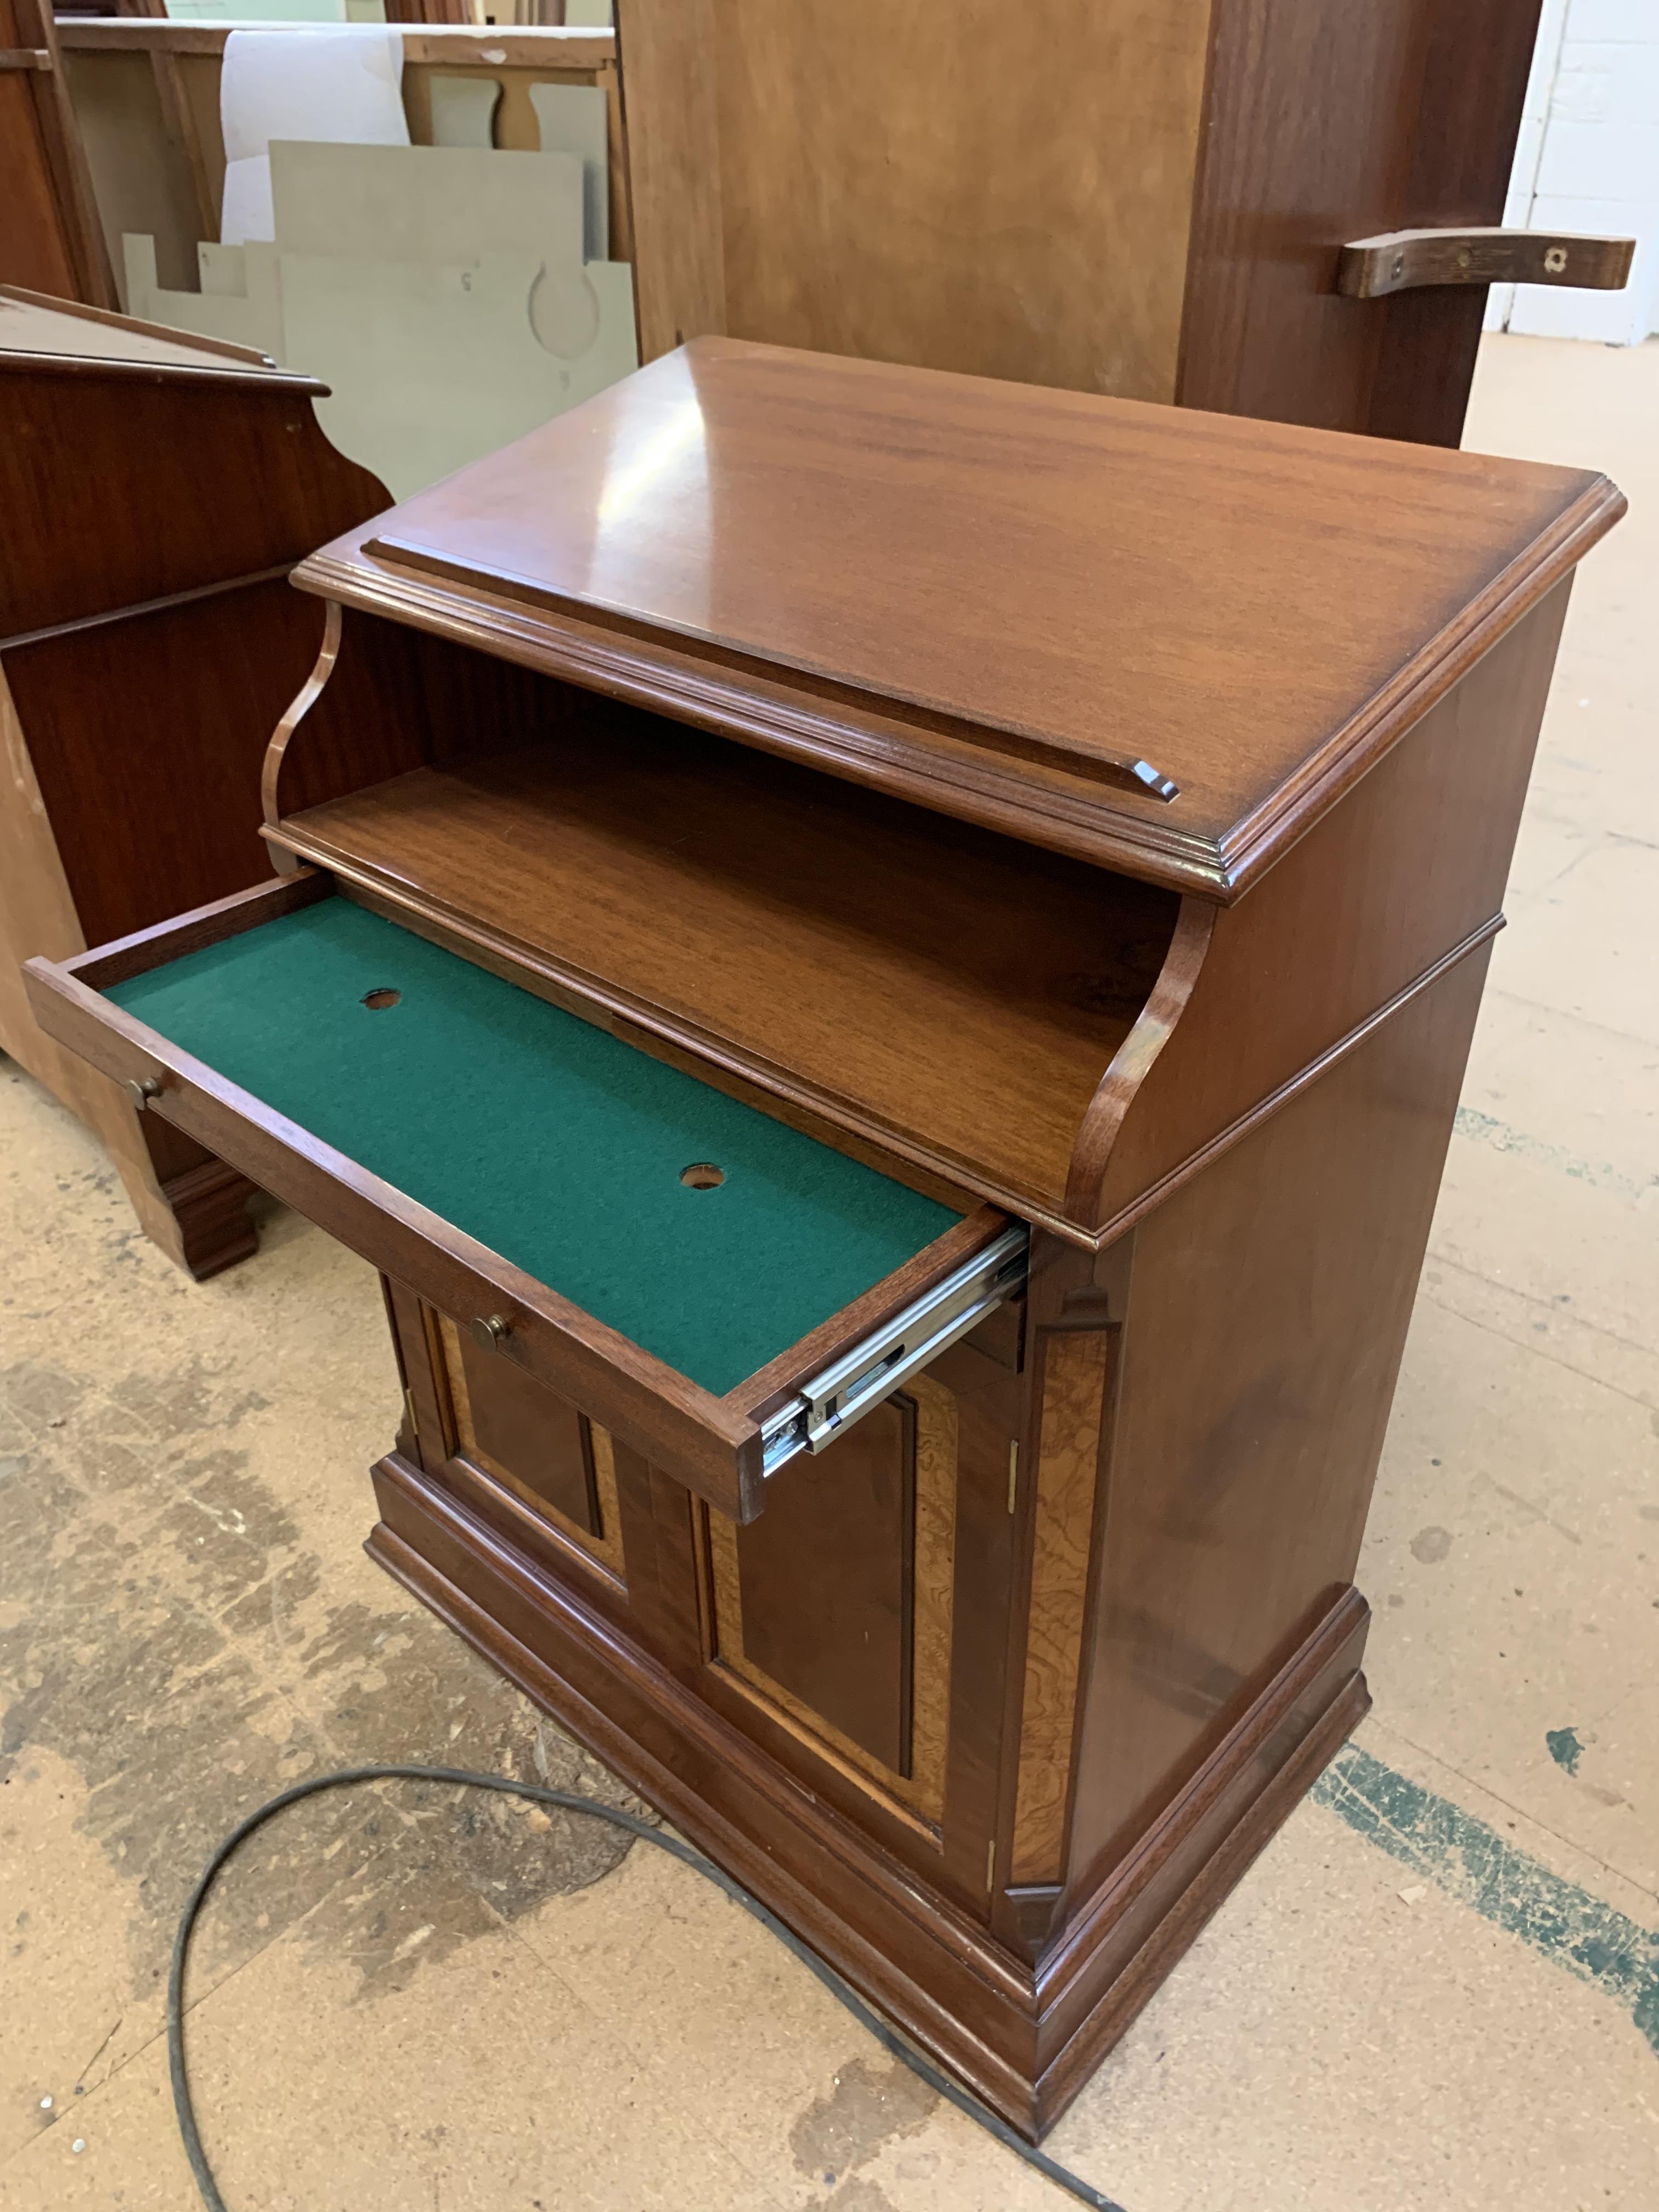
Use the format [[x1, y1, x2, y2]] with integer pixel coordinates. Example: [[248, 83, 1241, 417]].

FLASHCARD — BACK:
[[1, 0, 115, 305], [56, 18, 625, 301]]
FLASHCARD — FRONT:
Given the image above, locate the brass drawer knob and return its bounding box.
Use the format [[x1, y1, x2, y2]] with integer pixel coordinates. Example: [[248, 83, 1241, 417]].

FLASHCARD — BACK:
[[126, 1076, 162, 1110], [470, 1313, 511, 1350]]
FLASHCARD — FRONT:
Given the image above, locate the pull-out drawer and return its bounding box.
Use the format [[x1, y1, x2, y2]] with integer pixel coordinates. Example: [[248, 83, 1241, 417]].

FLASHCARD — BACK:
[[25, 871, 1027, 1520]]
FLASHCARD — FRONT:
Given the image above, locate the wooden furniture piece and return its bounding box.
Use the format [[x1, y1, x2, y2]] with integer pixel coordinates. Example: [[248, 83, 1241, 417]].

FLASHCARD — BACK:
[[25, 342, 1621, 2133], [0, 283, 386, 1276], [58, 3, 1634, 453]]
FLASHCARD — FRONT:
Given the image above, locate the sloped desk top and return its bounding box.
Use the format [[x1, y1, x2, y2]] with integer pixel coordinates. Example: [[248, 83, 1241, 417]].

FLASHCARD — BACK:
[[294, 337, 1622, 897]]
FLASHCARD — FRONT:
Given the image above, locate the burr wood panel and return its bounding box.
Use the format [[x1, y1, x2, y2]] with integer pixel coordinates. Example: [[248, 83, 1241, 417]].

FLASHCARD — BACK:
[[1009, 1325, 1115, 1885]]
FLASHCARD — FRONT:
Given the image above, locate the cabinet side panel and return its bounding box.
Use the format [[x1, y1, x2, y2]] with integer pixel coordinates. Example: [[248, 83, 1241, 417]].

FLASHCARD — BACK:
[[0, 373, 383, 639], [1097, 582, 1568, 1224], [8, 583, 329, 946], [1069, 946, 1490, 1885], [0, 657, 207, 1258], [613, 0, 726, 360], [710, 0, 1211, 400], [0, 70, 80, 303], [1178, 0, 1426, 431], [1361, 0, 1545, 449]]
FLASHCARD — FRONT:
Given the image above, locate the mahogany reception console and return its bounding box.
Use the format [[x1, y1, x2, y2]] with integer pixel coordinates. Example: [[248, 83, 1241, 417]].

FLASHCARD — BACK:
[[25, 341, 1622, 2134]]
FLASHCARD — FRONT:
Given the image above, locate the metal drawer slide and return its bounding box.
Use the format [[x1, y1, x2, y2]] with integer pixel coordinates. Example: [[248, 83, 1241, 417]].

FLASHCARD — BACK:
[[759, 1225, 1029, 1477]]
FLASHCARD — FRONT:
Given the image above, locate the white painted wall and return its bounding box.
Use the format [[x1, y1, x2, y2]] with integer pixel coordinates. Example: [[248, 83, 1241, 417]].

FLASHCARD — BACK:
[[1487, 0, 1659, 344]]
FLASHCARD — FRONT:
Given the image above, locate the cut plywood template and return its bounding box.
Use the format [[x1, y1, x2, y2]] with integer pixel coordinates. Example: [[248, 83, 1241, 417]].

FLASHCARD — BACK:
[[59, 47, 207, 296], [283, 250, 637, 495], [528, 81, 609, 259], [122, 234, 284, 359], [274, 139, 568, 276], [429, 72, 502, 149], [269, 139, 605, 358], [122, 139, 638, 498]]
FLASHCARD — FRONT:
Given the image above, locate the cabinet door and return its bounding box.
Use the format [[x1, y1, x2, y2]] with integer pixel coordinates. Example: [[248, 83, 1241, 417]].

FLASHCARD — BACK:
[[694, 1330, 1023, 1912], [386, 1275, 1023, 1913], [385, 1279, 651, 1643]]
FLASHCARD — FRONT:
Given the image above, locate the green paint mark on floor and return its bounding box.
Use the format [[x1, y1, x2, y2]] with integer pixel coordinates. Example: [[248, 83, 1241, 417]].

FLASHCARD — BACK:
[[1452, 1104, 1658, 1206], [1312, 1743, 1659, 2058], [1545, 1725, 1585, 1777]]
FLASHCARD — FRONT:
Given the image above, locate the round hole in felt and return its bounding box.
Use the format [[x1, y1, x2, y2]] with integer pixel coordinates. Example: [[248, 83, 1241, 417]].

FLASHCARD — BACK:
[[361, 988, 402, 1011], [680, 1162, 725, 1190]]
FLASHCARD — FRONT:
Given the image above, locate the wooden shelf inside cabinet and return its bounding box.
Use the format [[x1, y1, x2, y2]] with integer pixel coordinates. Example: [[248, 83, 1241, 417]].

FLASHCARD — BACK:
[[264, 718, 1181, 1225]]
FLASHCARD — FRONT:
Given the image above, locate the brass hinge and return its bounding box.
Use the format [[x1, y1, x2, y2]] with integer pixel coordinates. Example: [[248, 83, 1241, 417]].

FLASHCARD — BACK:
[[986, 1839, 997, 1891], [402, 1386, 419, 1440], [1006, 1440, 1019, 1514]]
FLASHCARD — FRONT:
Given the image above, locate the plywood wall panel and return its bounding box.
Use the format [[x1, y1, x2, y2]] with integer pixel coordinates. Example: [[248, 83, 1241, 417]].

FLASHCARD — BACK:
[[712, 0, 1213, 400]]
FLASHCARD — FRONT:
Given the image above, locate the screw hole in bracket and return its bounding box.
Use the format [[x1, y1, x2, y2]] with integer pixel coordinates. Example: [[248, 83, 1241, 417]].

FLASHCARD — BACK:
[[362, 988, 401, 1011], [680, 1163, 725, 1190]]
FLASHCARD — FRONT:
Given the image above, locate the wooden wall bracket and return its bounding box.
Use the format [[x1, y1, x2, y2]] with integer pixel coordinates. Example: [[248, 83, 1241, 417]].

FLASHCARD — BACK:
[[1337, 227, 1635, 299]]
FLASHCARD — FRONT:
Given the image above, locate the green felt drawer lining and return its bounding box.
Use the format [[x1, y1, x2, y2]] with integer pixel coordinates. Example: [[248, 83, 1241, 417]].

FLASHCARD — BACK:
[[106, 899, 961, 1397]]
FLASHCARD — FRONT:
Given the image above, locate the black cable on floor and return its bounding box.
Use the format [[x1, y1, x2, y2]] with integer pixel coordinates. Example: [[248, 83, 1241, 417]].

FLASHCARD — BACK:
[[168, 1764, 1127, 2212]]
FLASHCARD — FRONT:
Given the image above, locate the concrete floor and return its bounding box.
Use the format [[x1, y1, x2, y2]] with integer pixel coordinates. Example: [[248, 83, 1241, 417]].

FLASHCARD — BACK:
[[2, 331, 1657, 2212]]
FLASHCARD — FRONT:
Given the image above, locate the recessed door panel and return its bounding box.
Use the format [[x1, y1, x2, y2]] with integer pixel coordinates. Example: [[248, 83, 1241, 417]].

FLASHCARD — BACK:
[[456, 1324, 602, 1536], [737, 1395, 916, 1773]]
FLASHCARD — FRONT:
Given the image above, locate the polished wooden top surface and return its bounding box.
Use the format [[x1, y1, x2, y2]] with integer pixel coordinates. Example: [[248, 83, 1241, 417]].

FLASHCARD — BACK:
[[0, 286, 289, 379], [302, 339, 1622, 895]]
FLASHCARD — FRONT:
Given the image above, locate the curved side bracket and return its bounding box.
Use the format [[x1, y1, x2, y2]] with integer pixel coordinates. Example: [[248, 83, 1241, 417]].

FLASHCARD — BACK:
[[259, 597, 342, 872], [1061, 896, 1216, 1229]]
